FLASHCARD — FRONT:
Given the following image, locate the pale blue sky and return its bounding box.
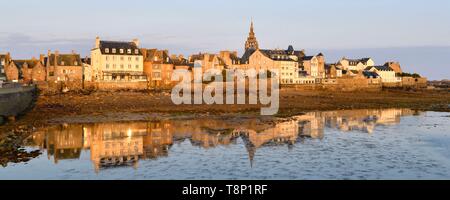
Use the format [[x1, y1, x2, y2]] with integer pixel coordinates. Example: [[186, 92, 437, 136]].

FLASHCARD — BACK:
[[1, 0, 449, 79]]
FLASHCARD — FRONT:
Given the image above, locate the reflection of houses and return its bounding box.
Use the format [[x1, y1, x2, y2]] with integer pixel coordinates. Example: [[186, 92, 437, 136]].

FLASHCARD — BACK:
[[296, 113, 325, 139], [87, 123, 146, 173], [26, 109, 421, 171], [40, 125, 84, 164], [143, 122, 173, 159]]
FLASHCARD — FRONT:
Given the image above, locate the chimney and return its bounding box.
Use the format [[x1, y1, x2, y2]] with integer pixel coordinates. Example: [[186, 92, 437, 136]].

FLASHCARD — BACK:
[[54, 50, 59, 66], [95, 36, 100, 48], [39, 54, 45, 63], [132, 38, 139, 47], [141, 48, 147, 60]]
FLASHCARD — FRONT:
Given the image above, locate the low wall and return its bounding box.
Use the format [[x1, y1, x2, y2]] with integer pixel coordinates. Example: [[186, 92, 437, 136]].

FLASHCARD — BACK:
[[0, 85, 36, 118], [383, 77, 428, 89], [94, 81, 149, 91], [283, 77, 381, 92]]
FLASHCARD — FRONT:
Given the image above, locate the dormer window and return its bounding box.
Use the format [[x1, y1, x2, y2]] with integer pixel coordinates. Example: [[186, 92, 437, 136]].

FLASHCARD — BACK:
[[134, 49, 139, 54], [120, 49, 124, 54], [112, 48, 116, 53], [127, 49, 131, 54], [74, 61, 78, 65], [105, 48, 109, 53], [61, 61, 65, 66], [154, 56, 158, 61]]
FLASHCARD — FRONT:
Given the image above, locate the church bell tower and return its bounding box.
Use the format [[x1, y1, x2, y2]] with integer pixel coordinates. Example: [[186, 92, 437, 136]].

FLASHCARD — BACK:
[[245, 20, 259, 51]]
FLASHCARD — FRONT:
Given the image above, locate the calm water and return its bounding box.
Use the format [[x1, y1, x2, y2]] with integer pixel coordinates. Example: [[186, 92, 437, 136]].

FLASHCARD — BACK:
[[1, 109, 450, 180]]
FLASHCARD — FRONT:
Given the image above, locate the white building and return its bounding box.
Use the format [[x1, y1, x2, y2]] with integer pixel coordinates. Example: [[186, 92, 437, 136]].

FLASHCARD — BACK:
[[365, 66, 401, 83], [90, 37, 146, 82], [339, 58, 375, 71]]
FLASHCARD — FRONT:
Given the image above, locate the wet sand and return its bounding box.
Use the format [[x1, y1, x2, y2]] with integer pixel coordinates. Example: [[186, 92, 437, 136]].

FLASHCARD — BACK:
[[1, 89, 450, 134]]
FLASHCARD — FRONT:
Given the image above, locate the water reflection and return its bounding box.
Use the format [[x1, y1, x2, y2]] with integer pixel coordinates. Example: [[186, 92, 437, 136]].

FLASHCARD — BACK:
[[24, 109, 420, 172]]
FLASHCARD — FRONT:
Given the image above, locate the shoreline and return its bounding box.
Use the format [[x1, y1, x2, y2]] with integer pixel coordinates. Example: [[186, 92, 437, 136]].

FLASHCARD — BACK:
[[1, 89, 449, 134]]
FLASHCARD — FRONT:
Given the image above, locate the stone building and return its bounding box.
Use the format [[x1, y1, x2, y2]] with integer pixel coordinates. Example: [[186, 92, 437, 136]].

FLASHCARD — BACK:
[[325, 64, 343, 79], [45, 51, 83, 83], [142, 48, 174, 87], [384, 61, 403, 73], [12, 57, 46, 83], [0, 53, 12, 81], [90, 37, 146, 82], [247, 48, 299, 84], [188, 53, 225, 74], [218, 50, 242, 70]]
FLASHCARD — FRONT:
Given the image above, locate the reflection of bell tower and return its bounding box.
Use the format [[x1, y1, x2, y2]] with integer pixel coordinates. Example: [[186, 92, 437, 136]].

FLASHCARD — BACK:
[[245, 20, 259, 51], [242, 136, 256, 168]]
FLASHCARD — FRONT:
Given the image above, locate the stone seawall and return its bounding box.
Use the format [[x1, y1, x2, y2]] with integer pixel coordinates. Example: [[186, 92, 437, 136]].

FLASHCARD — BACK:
[[0, 85, 37, 121]]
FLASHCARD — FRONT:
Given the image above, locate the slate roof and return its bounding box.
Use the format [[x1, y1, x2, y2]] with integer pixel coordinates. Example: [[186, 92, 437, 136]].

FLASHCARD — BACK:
[[143, 49, 171, 64], [81, 57, 91, 65], [343, 57, 372, 65], [259, 49, 297, 61], [363, 71, 379, 78], [99, 41, 142, 55], [46, 54, 82, 67], [302, 56, 314, 61], [366, 65, 393, 71], [189, 53, 226, 65], [240, 48, 256, 64], [12, 59, 43, 69]]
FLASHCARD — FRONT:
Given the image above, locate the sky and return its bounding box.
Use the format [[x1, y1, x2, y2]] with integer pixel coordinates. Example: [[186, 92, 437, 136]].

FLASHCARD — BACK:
[[0, 0, 449, 80]]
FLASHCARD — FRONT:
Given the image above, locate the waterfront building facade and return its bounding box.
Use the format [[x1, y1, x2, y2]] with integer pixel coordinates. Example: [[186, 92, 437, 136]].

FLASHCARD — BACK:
[[1, 53, 12, 81], [12, 58, 46, 83], [188, 53, 225, 74], [91, 37, 146, 82], [45, 51, 83, 83], [365, 66, 401, 83], [339, 57, 375, 71], [384, 61, 403, 73], [142, 48, 174, 87]]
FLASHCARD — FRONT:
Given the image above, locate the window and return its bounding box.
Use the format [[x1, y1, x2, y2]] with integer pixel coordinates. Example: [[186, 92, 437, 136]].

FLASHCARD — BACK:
[[120, 56, 124, 61], [120, 49, 124, 54], [120, 64, 124, 69], [61, 61, 65, 66], [113, 64, 116, 69], [134, 49, 139, 54], [106, 56, 109, 61], [154, 56, 158, 61], [153, 72, 161, 78], [74, 61, 78, 65], [136, 57, 139, 61], [128, 64, 131, 69], [112, 48, 116, 53], [127, 49, 131, 54], [106, 64, 110, 69], [105, 48, 109, 53], [128, 57, 131, 61], [135, 65, 139, 69]]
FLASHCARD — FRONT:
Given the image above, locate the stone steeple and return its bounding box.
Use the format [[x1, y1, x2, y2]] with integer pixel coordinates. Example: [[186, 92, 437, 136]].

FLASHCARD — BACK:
[[245, 20, 259, 51]]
